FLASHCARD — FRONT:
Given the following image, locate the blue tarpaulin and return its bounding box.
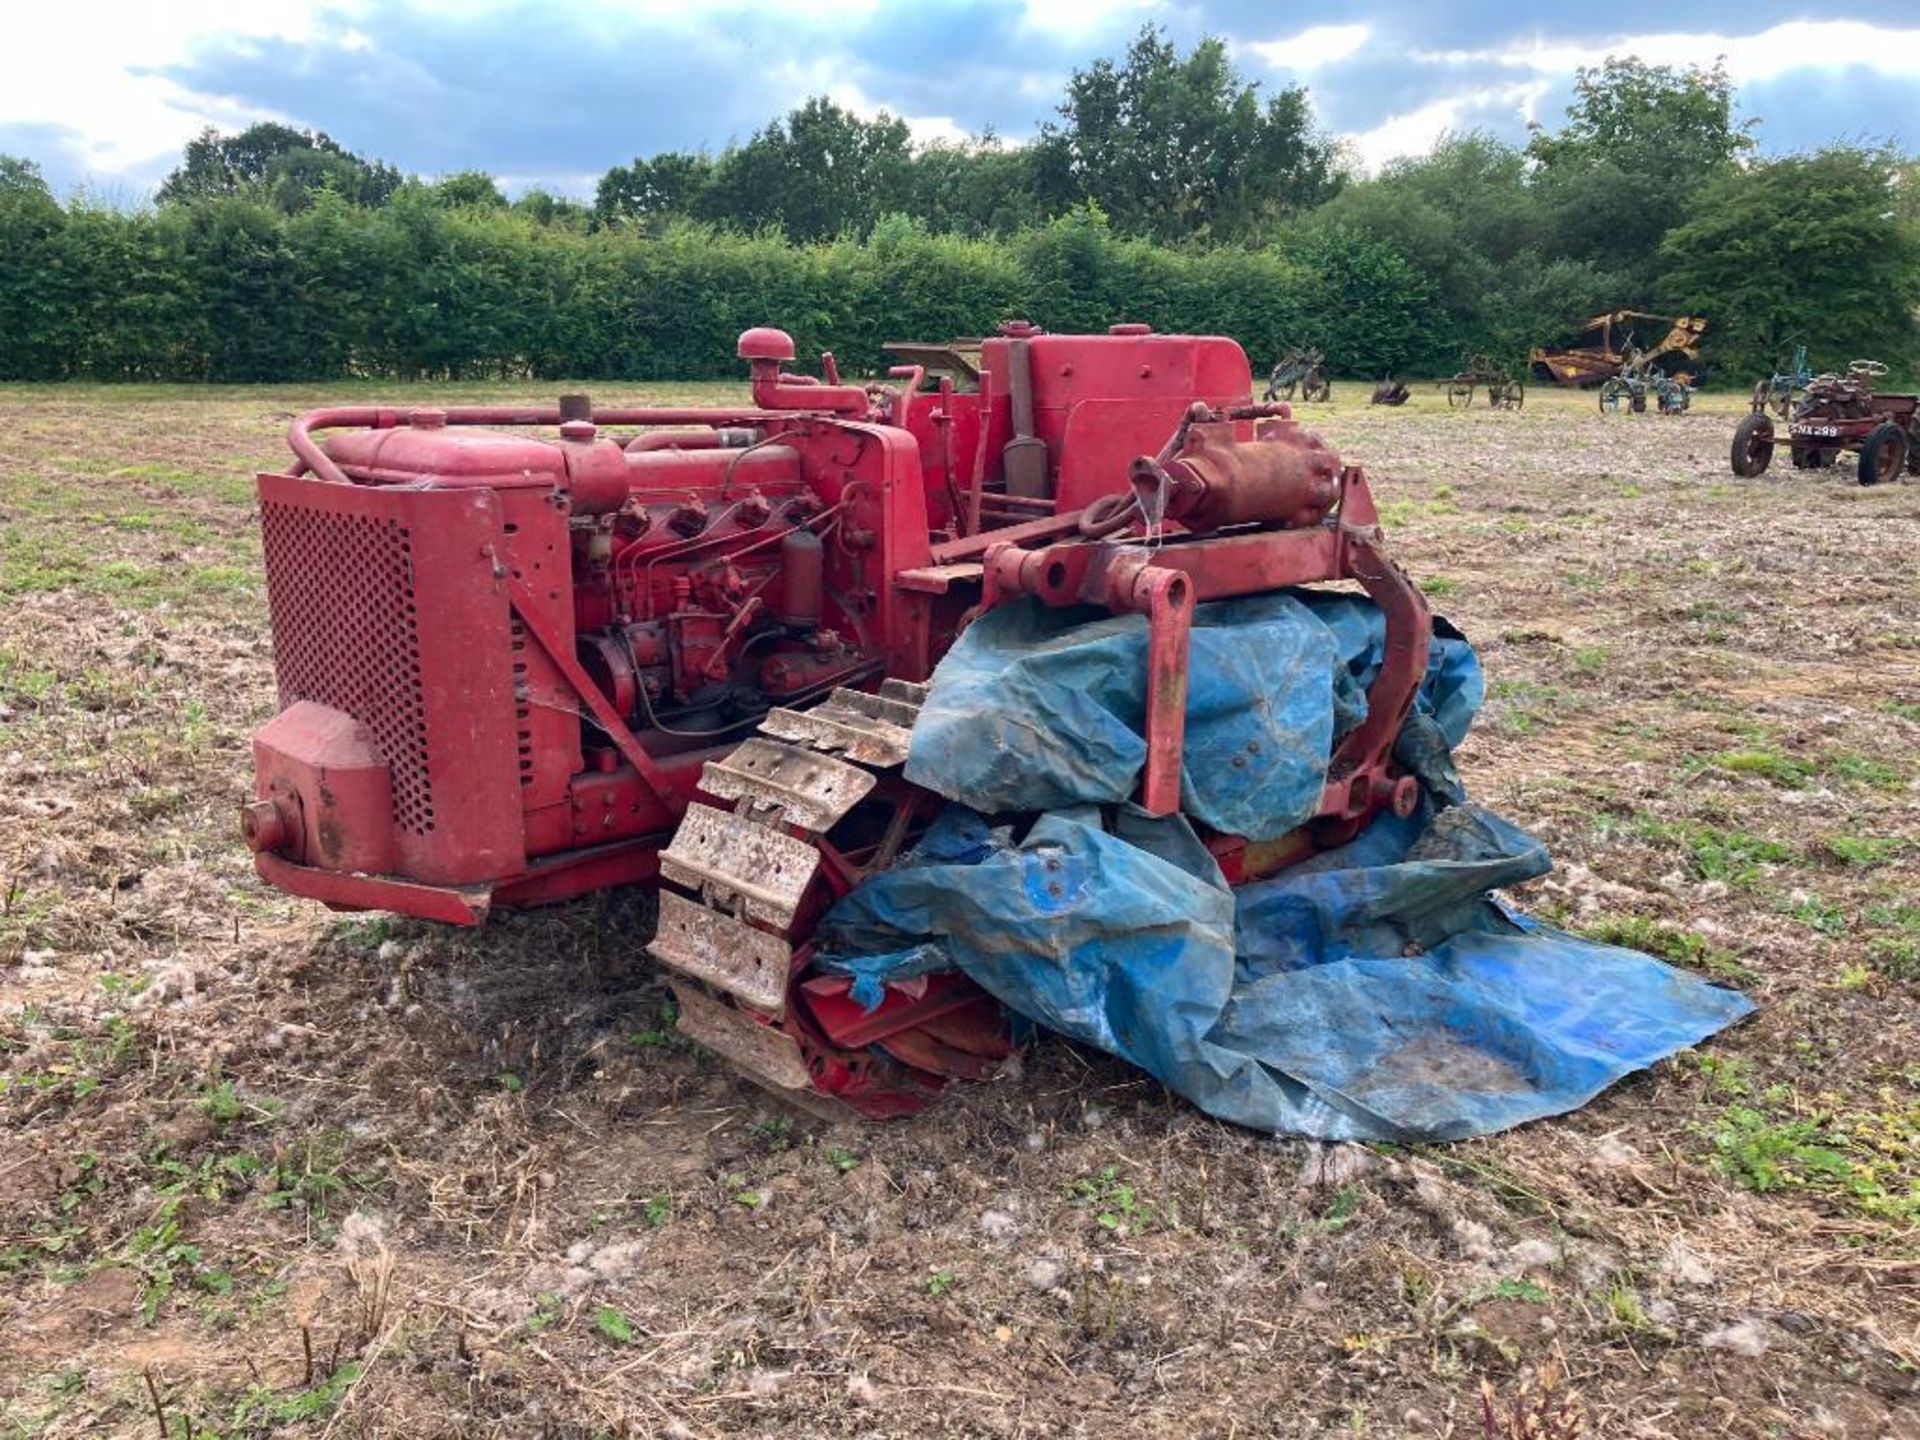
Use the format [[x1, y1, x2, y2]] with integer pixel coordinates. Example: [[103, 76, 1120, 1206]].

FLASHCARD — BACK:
[[901, 592, 1483, 841], [818, 593, 1754, 1140]]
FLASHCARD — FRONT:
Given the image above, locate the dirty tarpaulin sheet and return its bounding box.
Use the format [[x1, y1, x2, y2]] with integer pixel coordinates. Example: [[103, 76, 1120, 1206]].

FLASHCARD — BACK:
[[819, 594, 1754, 1141], [903, 590, 1483, 842]]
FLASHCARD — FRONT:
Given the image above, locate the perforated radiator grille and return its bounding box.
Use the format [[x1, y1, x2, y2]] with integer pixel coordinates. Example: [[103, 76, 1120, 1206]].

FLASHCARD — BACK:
[[259, 502, 435, 835]]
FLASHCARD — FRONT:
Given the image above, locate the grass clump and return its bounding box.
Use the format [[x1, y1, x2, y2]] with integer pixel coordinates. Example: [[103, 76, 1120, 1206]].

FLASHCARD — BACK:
[[1708, 1095, 1920, 1226], [1576, 913, 1753, 983], [1631, 817, 1795, 886], [1708, 748, 1813, 787], [1823, 834, 1907, 868]]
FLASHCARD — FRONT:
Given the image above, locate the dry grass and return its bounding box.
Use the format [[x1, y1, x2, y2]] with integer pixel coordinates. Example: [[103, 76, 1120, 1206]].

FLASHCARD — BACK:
[[1, 378, 1917, 1438]]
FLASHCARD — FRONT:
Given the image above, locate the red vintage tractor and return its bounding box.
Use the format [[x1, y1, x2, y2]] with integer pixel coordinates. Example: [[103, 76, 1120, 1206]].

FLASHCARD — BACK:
[[1730, 359, 1920, 484], [241, 322, 1431, 1117]]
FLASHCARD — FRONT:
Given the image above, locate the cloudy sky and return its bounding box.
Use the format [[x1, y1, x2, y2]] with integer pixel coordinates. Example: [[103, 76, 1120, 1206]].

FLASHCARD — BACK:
[[3, 0, 1917, 201]]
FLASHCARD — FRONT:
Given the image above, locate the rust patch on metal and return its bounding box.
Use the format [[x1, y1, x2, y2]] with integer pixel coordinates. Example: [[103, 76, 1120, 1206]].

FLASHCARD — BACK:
[[671, 981, 813, 1091], [650, 891, 792, 1013], [699, 738, 876, 832], [658, 801, 820, 928]]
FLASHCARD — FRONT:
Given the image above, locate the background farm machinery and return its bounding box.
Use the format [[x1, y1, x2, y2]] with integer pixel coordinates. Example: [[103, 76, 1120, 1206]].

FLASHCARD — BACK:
[[1750, 343, 1813, 418], [1530, 310, 1706, 388], [1262, 346, 1331, 403], [1730, 359, 1920, 484], [1599, 357, 1693, 415], [241, 321, 1437, 1117], [1443, 355, 1524, 410]]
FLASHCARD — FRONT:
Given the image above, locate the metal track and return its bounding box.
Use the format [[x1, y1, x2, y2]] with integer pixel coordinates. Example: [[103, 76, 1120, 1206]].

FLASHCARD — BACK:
[[649, 679, 932, 1103]]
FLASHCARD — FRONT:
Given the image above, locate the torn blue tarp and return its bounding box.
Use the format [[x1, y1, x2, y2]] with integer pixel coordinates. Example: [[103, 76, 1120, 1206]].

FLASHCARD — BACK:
[[818, 593, 1753, 1141]]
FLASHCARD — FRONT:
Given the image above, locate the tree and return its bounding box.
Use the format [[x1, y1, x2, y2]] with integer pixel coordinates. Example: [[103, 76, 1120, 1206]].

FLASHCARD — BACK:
[[0, 153, 51, 198], [595, 152, 716, 229], [0, 153, 66, 378], [1283, 225, 1438, 373], [904, 136, 1051, 236], [1036, 26, 1343, 244], [1658, 146, 1920, 377], [158, 123, 403, 212], [513, 189, 592, 230], [1527, 58, 1753, 284], [700, 99, 914, 240], [430, 171, 508, 209], [1305, 131, 1546, 360]]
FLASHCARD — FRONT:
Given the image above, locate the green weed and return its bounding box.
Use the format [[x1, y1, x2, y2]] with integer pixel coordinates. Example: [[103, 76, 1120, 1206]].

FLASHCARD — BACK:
[[1488, 678, 1571, 735], [629, 998, 682, 1050], [1708, 748, 1812, 787], [525, 1291, 565, 1333], [1576, 913, 1754, 983], [594, 1305, 637, 1344], [749, 1116, 794, 1152], [1823, 834, 1906, 868], [1867, 935, 1918, 983], [124, 1202, 207, 1324], [1632, 817, 1794, 886], [218, 1363, 364, 1429], [198, 1078, 283, 1128], [1710, 1106, 1852, 1193], [1067, 1166, 1152, 1231], [153, 1151, 264, 1203], [1600, 1274, 1666, 1340], [1779, 892, 1849, 936], [1826, 753, 1903, 789], [261, 1129, 361, 1217]]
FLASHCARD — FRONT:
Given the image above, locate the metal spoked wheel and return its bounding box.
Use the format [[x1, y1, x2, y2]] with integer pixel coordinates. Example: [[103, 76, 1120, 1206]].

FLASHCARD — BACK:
[[1447, 381, 1473, 409], [1599, 378, 1630, 414]]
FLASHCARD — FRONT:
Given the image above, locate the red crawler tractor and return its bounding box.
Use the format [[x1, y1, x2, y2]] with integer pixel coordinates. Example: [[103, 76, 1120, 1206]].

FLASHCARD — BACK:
[[242, 322, 1431, 1116]]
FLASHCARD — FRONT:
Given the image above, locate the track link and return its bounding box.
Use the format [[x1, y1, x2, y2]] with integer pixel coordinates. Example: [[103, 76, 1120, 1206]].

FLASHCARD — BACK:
[[649, 679, 934, 1111]]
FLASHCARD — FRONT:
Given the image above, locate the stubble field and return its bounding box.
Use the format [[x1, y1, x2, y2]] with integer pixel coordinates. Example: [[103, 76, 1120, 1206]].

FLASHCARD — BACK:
[[1, 378, 1916, 1438]]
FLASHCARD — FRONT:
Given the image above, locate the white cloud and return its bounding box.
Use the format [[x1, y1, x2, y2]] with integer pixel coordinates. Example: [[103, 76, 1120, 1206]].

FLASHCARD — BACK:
[[1343, 19, 1920, 174], [1420, 19, 1920, 84], [0, 0, 345, 185], [1347, 82, 1547, 172], [0, 0, 899, 191], [829, 83, 969, 146], [1245, 23, 1371, 73], [1017, 0, 1159, 42]]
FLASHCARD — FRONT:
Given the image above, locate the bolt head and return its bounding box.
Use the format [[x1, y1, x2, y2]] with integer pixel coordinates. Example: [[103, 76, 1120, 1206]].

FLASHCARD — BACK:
[[240, 799, 289, 853]]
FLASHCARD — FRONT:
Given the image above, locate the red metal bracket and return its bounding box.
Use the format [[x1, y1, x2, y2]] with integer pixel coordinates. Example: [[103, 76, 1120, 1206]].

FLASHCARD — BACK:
[[503, 574, 679, 812], [979, 466, 1430, 826]]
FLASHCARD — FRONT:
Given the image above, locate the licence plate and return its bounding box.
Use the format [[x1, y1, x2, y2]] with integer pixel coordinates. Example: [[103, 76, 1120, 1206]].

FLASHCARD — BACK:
[[1793, 425, 1839, 437]]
